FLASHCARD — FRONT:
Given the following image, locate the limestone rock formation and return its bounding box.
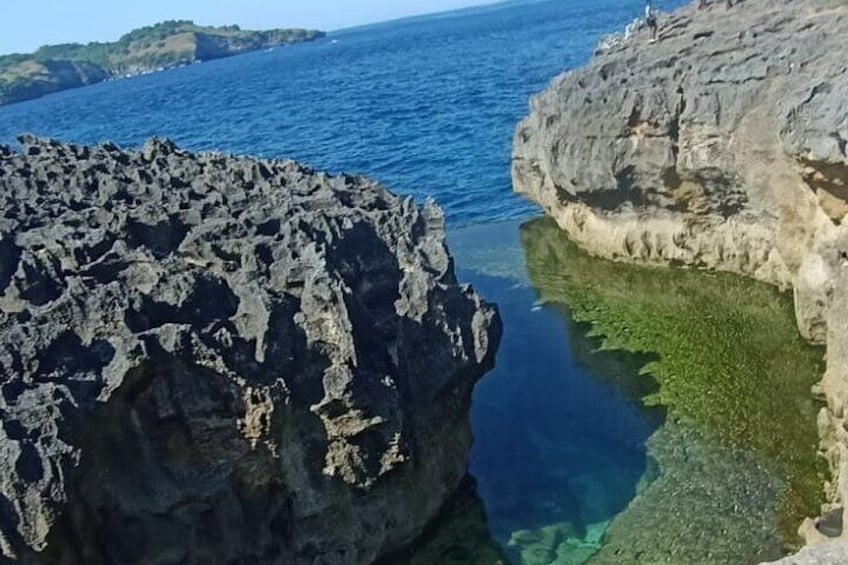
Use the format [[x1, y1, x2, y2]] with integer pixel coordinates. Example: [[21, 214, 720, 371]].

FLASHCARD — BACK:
[[513, 0, 847, 342], [0, 136, 501, 564], [512, 0, 848, 561]]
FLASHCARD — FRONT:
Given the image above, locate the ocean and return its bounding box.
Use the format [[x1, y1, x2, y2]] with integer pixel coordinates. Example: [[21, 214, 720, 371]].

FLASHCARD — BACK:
[[1, 1, 810, 563], [0, 0, 683, 226]]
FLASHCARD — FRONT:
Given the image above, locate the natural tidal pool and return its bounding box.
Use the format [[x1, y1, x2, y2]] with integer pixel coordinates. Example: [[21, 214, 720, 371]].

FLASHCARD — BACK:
[[406, 218, 826, 565]]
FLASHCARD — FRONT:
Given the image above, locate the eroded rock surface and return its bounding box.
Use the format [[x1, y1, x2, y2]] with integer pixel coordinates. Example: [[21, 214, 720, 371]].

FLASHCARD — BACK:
[[0, 136, 501, 564], [513, 0, 848, 342], [512, 0, 848, 561]]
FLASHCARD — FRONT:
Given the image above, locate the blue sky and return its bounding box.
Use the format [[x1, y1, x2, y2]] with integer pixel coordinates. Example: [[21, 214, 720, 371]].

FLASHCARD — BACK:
[[0, 0, 498, 55]]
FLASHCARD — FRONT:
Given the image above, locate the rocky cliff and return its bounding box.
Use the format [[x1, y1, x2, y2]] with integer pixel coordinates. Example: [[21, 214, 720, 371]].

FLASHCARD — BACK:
[[512, 0, 848, 561], [0, 137, 501, 564]]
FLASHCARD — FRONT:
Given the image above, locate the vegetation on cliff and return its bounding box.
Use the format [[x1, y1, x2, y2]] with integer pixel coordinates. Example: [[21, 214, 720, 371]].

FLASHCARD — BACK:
[[0, 20, 324, 105], [521, 217, 826, 548]]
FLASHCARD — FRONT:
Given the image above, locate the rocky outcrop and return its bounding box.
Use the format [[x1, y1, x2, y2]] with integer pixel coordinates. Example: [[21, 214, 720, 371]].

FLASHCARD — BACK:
[[514, 0, 848, 340], [512, 0, 848, 560], [0, 137, 501, 564]]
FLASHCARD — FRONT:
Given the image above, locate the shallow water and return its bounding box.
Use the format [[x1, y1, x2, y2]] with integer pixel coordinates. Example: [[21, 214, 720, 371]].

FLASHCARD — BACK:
[[438, 219, 824, 564]]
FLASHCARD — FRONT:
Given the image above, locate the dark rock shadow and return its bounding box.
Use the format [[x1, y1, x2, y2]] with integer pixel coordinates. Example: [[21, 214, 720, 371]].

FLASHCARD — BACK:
[[375, 476, 509, 565]]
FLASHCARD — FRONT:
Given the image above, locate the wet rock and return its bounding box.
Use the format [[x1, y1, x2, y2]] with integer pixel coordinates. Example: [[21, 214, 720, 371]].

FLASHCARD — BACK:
[[0, 137, 501, 564]]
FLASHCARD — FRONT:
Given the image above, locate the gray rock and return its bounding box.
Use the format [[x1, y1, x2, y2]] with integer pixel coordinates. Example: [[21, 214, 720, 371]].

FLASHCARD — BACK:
[[0, 136, 501, 564], [513, 0, 848, 562], [513, 0, 848, 340]]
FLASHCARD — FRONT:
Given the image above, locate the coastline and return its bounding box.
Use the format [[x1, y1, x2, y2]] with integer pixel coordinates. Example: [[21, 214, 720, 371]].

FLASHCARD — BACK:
[[0, 24, 325, 107], [512, 0, 848, 560]]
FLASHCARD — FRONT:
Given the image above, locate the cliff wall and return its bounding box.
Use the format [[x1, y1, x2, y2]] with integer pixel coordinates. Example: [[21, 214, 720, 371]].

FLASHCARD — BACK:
[[512, 0, 848, 561]]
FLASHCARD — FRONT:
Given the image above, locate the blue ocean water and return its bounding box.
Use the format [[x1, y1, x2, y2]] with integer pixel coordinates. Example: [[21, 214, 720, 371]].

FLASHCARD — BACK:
[[0, 0, 682, 226]]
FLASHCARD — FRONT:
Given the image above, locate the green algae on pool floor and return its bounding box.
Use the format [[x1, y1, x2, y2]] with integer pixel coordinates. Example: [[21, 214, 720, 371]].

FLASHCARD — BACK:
[[519, 217, 827, 548], [409, 218, 824, 563], [433, 219, 800, 563], [587, 421, 783, 564]]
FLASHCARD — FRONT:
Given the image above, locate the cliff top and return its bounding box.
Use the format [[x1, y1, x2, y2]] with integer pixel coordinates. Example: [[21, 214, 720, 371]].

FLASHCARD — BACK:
[[515, 0, 847, 210]]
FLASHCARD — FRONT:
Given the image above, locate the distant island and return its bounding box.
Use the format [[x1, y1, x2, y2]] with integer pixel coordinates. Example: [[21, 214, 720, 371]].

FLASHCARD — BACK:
[[0, 20, 325, 106]]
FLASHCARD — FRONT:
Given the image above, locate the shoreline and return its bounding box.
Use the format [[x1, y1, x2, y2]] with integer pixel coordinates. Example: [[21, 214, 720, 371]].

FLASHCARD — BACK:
[[0, 24, 325, 107], [511, 0, 848, 560]]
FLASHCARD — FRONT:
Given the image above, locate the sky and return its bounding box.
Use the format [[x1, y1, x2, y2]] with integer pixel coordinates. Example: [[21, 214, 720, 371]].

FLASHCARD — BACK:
[[0, 0, 500, 55]]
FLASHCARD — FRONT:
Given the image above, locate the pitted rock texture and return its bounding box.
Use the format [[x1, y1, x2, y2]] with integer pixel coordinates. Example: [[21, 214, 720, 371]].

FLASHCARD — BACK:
[[0, 136, 501, 564], [512, 0, 848, 561]]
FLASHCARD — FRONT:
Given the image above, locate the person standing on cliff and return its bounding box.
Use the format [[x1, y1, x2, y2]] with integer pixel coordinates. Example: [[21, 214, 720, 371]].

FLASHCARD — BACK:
[[645, 0, 658, 41]]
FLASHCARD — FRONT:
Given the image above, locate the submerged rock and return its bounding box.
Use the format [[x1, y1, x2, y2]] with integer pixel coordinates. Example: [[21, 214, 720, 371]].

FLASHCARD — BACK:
[[512, 0, 848, 560], [0, 137, 501, 564]]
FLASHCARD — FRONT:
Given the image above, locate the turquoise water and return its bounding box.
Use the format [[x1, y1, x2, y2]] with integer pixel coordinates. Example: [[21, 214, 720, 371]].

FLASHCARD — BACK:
[[445, 221, 788, 564], [1, 1, 799, 564], [447, 225, 659, 562]]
